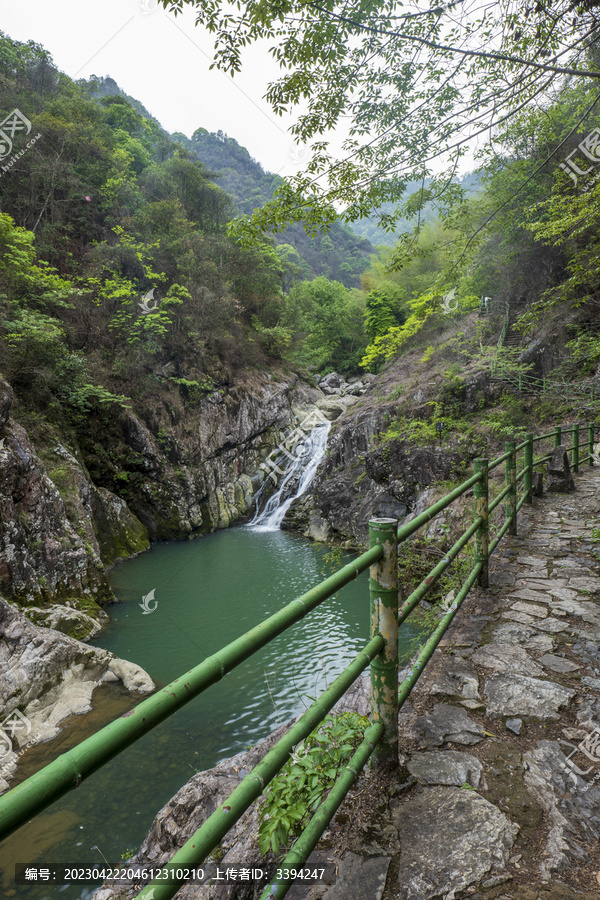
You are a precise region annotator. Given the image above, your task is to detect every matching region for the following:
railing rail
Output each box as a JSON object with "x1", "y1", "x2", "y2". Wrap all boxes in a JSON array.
[{"x1": 0, "y1": 420, "x2": 597, "y2": 900}]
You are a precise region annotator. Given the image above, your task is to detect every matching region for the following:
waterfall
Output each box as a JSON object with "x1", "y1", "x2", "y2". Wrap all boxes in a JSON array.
[{"x1": 248, "y1": 419, "x2": 331, "y2": 531}]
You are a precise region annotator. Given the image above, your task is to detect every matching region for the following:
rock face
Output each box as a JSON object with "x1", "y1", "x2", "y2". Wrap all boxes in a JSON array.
[
  {"x1": 0, "y1": 595, "x2": 153, "y2": 792},
  {"x1": 284, "y1": 420, "x2": 464, "y2": 546},
  {"x1": 282, "y1": 355, "x2": 494, "y2": 546},
  {"x1": 0, "y1": 422, "x2": 118, "y2": 611},
  {"x1": 83, "y1": 373, "x2": 321, "y2": 541}
]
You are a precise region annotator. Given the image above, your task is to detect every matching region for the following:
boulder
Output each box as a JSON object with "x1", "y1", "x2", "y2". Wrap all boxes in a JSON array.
[
  {"x1": 0, "y1": 595, "x2": 153, "y2": 791},
  {"x1": 319, "y1": 372, "x2": 343, "y2": 393},
  {"x1": 546, "y1": 448, "x2": 575, "y2": 492}
]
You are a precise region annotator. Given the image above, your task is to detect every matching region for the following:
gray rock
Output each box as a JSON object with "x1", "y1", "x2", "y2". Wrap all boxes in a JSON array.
[
  {"x1": 315, "y1": 396, "x2": 357, "y2": 420},
  {"x1": 523, "y1": 740, "x2": 600, "y2": 880},
  {"x1": 581, "y1": 676, "x2": 600, "y2": 691},
  {"x1": 411, "y1": 703, "x2": 486, "y2": 748},
  {"x1": 505, "y1": 718, "x2": 522, "y2": 735},
  {"x1": 549, "y1": 588, "x2": 577, "y2": 602},
  {"x1": 421, "y1": 656, "x2": 480, "y2": 700},
  {"x1": 24, "y1": 604, "x2": 106, "y2": 641},
  {"x1": 523, "y1": 634, "x2": 555, "y2": 653},
  {"x1": 538, "y1": 654, "x2": 580, "y2": 674},
  {"x1": 407, "y1": 750, "x2": 482, "y2": 788},
  {"x1": 316, "y1": 852, "x2": 390, "y2": 900},
  {"x1": 568, "y1": 576, "x2": 600, "y2": 593},
  {"x1": 319, "y1": 372, "x2": 343, "y2": 391},
  {"x1": 532, "y1": 617, "x2": 570, "y2": 633},
  {"x1": 509, "y1": 601, "x2": 548, "y2": 618},
  {"x1": 510, "y1": 588, "x2": 551, "y2": 603},
  {"x1": 391, "y1": 786, "x2": 519, "y2": 899},
  {"x1": 344, "y1": 382, "x2": 365, "y2": 397},
  {"x1": 484, "y1": 675, "x2": 575, "y2": 720},
  {"x1": 546, "y1": 448, "x2": 575, "y2": 492},
  {"x1": 0, "y1": 595, "x2": 153, "y2": 791},
  {"x1": 471, "y1": 642, "x2": 544, "y2": 677},
  {"x1": 552, "y1": 597, "x2": 600, "y2": 628},
  {"x1": 501, "y1": 610, "x2": 536, "y2": 625}
]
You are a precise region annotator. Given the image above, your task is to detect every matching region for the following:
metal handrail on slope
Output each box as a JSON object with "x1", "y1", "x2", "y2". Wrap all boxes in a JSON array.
[{"x1": 0, "y1": 421, "x2": 596, "y2": 900}]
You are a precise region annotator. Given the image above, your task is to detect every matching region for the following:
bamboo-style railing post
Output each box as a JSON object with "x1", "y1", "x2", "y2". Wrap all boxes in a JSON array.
[
  {"x1": 369, "y1": 518, "x2": 399, "y2": 768},
  {"x1": 524, "y1": 433, "x2": 533, "y2": 504},
  {"x1": 506, "y1": 441, "x2": 517, "y2": 535},
  {"x1": 473, "y1": 459, "x2": 489, "y2": 587}
]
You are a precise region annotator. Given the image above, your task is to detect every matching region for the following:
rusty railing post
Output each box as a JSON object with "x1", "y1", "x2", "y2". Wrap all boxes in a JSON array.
[
  {"x1": 369, "y1": 518, "x2": 398, "y2": 768},
  {"x1": 506, "y1": 441, "x2": 517, "y2": 535},
  {"x1": 473, "y1": 458, "x2": 489, "y2": 588}
]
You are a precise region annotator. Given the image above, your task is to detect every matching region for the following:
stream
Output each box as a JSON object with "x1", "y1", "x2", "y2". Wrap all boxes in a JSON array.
[{"x1": 1, "y1": 424, "x2": 420, "y2": 899}]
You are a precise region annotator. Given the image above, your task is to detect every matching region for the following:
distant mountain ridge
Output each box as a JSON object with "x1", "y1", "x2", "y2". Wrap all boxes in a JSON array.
[{"x1": 172, "y1": 128, "x2": 374, "y2": 287}]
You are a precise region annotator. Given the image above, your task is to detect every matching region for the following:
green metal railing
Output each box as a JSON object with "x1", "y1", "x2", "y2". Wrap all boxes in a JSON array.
[{"x1": 0, "y1": 420, "x2": 596, "y2": 899}]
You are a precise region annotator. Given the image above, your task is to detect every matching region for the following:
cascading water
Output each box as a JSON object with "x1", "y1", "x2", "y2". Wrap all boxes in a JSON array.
[{"x1": 248, "y1": 418, "x2": 331, "y2": 531}]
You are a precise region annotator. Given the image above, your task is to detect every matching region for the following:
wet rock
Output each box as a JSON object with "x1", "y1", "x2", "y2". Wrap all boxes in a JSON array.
[
  {"x1": 411, "y1": 703, "x2": 486, "y2": 748},
  {"x1": 484, "y1": 675, "x2": 575, "y2": 719},
  {"x1": 546, "y1": 449, "x2": 575, "y2": 493},
  {"x1": 471, "y1": 643, "x2": 545, "y2": 677},
  {"x1": 407, "y1": 750, "x2": 482, "y2": 788},
  {"x1": 391, "y1": 785, "x2": 519, "y2": 899}
]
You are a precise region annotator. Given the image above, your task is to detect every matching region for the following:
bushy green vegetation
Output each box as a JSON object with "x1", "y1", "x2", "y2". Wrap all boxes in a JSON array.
[
  {"x1": 0, "y1": 34, "x2": 374, "y2": 435},
  {"x1": 258, "y1": 712, "x2": 369, "y2": 856}
]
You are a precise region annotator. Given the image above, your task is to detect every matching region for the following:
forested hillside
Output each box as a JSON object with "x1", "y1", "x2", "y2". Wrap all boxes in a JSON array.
[{"x1": 170, "y1": 128, "x2": 374, "y2": 286}]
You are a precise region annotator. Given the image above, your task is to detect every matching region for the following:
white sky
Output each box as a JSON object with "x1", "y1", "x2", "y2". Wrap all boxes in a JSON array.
[{"x1": 1, "y1": 0, "x2": 307, "y2": 177}]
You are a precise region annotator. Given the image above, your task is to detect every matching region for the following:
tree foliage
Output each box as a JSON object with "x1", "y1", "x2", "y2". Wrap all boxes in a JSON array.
[{"x1": 163, "y1": 0, "x2": 600, "y2": 243}]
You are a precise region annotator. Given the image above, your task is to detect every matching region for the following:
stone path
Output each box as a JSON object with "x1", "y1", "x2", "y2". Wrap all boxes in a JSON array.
[{"x1": 301, "y1": 466, "x2": 600, "y2": 900}]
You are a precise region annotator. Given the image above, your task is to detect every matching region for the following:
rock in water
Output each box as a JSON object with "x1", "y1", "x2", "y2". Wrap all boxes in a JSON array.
[{"x1": 0, "y1": 595, "x2": 154, "y2": 792}]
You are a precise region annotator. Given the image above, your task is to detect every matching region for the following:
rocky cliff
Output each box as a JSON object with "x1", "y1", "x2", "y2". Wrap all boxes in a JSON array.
[{"x1": 283, "y1": 330, "x2": 499, "y2": 547}]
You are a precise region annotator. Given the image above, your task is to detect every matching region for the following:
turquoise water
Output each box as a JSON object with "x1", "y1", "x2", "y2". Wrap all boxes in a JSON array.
[{"x1": 1, "y1": 528, "x2": 419, "y2": 899}]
